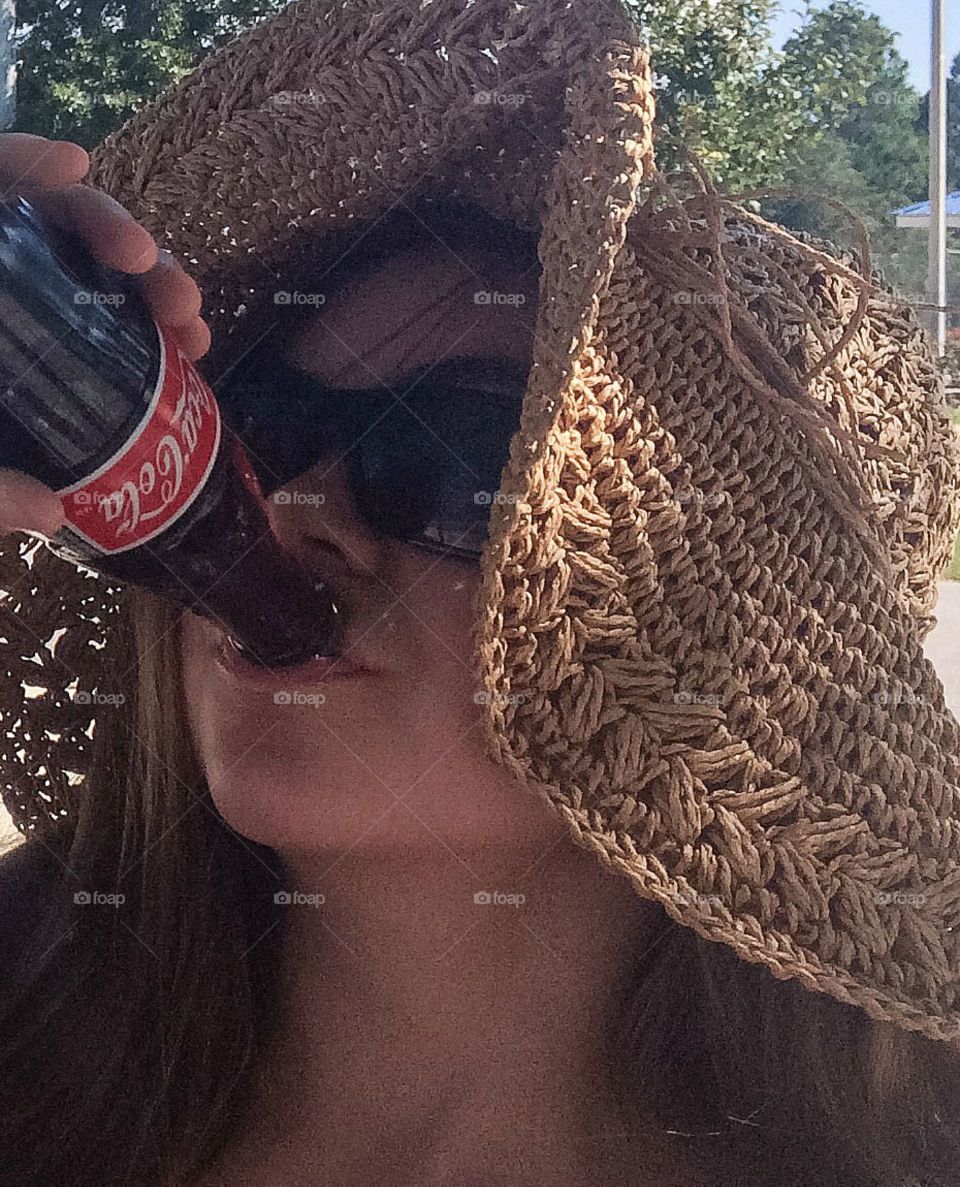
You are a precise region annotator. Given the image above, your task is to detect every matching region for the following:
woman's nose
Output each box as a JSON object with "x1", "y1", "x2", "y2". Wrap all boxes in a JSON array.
[{"x1": 265, "y1": 454, "x2": 385, "y2": 578}]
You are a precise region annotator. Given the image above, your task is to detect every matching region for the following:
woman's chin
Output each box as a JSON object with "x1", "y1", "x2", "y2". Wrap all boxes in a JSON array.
[
  {"x1": 201, "y1": 737, "x2": 398, "y2": 851},
  {"x1": 200, "y1": 734, "x2": 558, "y2": 856}
]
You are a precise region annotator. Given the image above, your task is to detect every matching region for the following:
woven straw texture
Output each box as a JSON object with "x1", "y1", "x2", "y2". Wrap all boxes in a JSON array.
[{"x1": 1, "y1": 0, "x2": 959, "y2": 1044}]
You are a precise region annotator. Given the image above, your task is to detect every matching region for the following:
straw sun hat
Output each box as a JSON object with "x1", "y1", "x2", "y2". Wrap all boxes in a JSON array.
[{"x1": 1, "y1": 0, "x2": 959, "y2": 1045}]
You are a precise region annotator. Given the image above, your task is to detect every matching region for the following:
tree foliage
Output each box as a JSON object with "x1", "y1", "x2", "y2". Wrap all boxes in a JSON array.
[
  {"x1": 919, "y1": 49, "x2": 960, "y2": 194},
  {"x1": 624, "y1": 0, "x2": 804, "y2": 188},
  {"x1": 10, "y1": 0, "x2": 954, "y2": 305},
  {"x1": 12, "y1": 0, "x2": 288, "y2": 146}
]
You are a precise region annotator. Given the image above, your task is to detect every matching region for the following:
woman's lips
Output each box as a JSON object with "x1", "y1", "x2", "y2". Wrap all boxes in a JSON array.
[{"x1": 214, "y1": 635, "x2": 377, "y2": 690}]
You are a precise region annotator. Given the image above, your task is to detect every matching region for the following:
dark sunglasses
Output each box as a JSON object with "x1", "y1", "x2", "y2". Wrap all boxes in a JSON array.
[{"x1": 216, "y1": 353, "x2": 530, "y2": 562}]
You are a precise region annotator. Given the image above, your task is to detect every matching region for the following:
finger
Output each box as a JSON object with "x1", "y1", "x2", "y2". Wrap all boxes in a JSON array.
[
  {"x1": 139, "y1": 249, "x2": 203, "y2": 325},
  {"x1": 0, "y1": 135, "x2": 89, "y2": 192},
  {"x1": 0, "y1": 469, "x2": 65, "y2": 536},
  {"x1": 36, "y1": 184, "x2": 159, "y2": 275},
  {"x1": 168, "y1": 316, "x2": 212, "y2": 362}
]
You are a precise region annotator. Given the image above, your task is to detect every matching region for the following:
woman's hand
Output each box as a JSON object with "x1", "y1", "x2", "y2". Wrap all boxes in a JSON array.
[
  {"x1": 0, "y1": 133, "x2": 212, "y2": 536},
  {"x1": 0, "y1": 470, "x2": 65, "y2": 536}
]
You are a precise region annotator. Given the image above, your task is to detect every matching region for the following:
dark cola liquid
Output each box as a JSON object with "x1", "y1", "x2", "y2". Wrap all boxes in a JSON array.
[{"x1": 0, "y1": 195, "x2": 341, "y2": 666}]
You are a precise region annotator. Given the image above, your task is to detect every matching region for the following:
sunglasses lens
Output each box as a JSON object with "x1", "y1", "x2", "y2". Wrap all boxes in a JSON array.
[
  {"x1": 222, "y1": 362, "x2": 349, "y2": 493},
  {"x1": 221, "y1": 362, "x2": 522, "y2": 559},
  {"x1": 349, "y1": 390, "x2": 514, "y2": 559}
]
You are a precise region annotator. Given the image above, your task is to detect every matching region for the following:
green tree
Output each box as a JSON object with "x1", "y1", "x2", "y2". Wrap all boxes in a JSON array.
[
  {"x1": 622, "y1": 0, "x2": 930, "y2": 214},
  {"x1": 777, "y1": 0, "x2": 895, "y2": 128},
  {"x1": 11, "y1": 0, "x2": 950, "y2": 310},
  {"x1": 918, "y1": 49, "x2": 960, "y2": 193},
  {"x1": 765, "y1": 1, "x2": 933, "y2": 302},
  {"x1": 625, "y1": 0, "x2": 804, "y2": 188},
  {"x1": 12, "y1": 0, "x2": 288, "y2": 146},
  {"x1": 776, "y1": 0, "x2": 926, "y2": 199}
]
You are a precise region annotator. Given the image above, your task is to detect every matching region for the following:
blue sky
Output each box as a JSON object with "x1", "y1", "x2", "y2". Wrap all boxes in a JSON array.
[{"x1": 768, "y1": 0, "x2": 959, "y2": 93}]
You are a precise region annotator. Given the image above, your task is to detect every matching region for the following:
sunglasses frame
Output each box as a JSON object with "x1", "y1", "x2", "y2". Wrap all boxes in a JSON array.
[{"x1": 215, "y1": 354, "x2": 530, "y2": 562}]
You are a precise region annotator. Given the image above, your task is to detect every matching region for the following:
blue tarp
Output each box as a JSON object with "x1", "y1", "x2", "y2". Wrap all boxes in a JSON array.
[{"x1": 892, "y1": 192, "x2": 960, "y2": 218}]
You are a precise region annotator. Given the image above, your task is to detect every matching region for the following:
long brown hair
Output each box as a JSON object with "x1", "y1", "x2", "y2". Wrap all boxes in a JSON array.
[{"x1": 1, "y1": 201, "x2": 958, "y2": 1187}]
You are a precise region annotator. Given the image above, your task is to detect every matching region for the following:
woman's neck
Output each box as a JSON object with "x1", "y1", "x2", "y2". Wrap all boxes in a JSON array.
[{"x1": 209, "y1": 837, "x2": 694, "y2": 1184}]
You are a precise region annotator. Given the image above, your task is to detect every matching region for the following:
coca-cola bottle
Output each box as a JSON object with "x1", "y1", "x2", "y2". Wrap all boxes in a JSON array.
[{"x1": 0, "y1": 194, "x2": 342, "y2": 666}]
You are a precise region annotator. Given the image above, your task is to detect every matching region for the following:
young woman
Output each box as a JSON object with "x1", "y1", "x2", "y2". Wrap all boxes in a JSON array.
[{"x1": 1, "y1": 2, "x2": 959, "y2": 1184}]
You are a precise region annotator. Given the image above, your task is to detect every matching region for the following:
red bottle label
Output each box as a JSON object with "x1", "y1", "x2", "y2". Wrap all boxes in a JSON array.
[{"x1": 58, "y1": 322, "x2": 222, "y2": 554}]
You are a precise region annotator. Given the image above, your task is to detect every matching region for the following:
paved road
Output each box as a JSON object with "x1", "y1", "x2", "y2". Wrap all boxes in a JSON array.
[
  {"x1": 1, "y1": 584, "x2": 957, "y2": 853},
  {"x1": 925, "y1": 581, "x2": 960, "y2": 715}
]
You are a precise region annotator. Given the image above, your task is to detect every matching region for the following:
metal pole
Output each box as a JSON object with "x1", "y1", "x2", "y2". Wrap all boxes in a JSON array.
[
  {"x1": 0, "y1": 1, "x2": 15, "y2": 132},
  {"x1": 928, "y1": 0, "x2": 947, "y2": 357}
]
